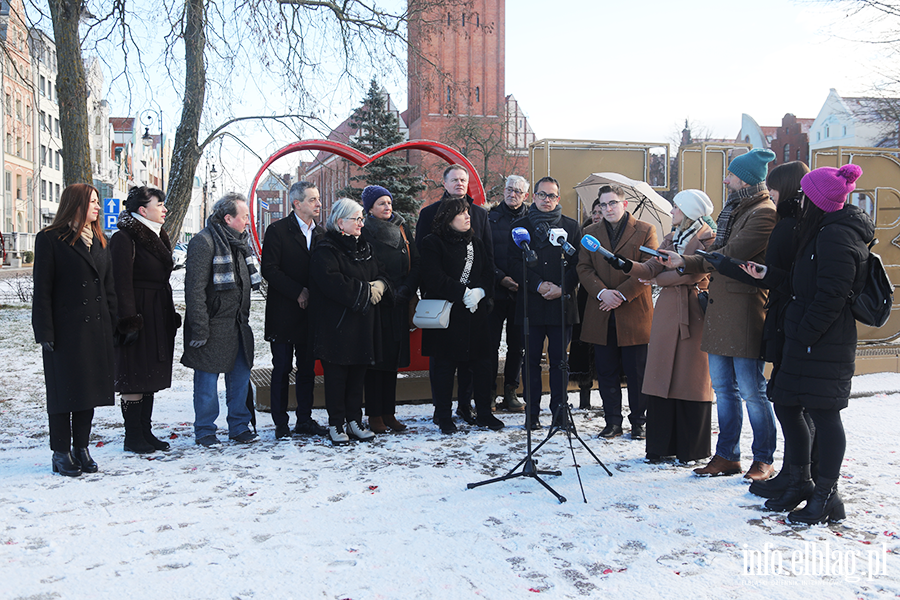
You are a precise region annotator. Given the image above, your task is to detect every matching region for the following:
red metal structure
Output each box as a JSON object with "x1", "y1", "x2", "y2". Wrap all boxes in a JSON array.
[
  {"x1": 247, "y1": 139, "x2": 486, "y2": 254},
  {"x1": 246, "y1": 139, "x2": 486, "y2": 373}
]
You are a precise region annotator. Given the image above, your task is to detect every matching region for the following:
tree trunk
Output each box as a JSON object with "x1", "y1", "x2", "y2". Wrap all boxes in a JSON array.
[
  {"x1": 163, "y1": 0, "x2": 207, "y2": 243},
  {"x1": 48, "y1": 0, "x2": 93, "y2": 186}
]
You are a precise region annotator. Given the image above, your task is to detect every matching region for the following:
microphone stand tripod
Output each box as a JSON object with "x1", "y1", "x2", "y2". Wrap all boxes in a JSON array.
[{"x1": 467, "y1": 243, "x2": 566, "y2": 502}]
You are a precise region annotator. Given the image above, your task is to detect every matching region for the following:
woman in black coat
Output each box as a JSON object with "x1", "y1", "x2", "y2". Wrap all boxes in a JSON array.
[
  {"x1": 768, "y1": 164, "x2": 872, "y2": 525},
  {"x1": 360, "y1": 185, "x2": 420, "y2": 434},
  {"x1": 310, "y1": 198, "x2": 389, "y2": 446},
  {"x1": 32, "y1": 184, "x2": 117, "y2": 476},
  {"x1": 420, "y1": 198, "x2": 503, "y2": 434},
  {"x1": 110, "y1": 186, "x2": 181, "y2": 454}
]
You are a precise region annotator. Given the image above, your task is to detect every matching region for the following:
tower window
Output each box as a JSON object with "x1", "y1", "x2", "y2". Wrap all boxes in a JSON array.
[
  {"x1": 462, "y1": 14, "x2": 465, "y2": 26},
  {"x1": 448, "y1": 12, "x2": 451, "y2": 25},
  {"x1": 475, "y1": 87, "x2": 480, "y2": 102},
  {"x1": 476, "y1": 14, "x2": 480, "y2": 27},
  {"x1": 783, "y1": 143, "x2": 790, "y2": 163},
  {"x1": 447, "y1": 86, "x2": 452, "y2": 103}
]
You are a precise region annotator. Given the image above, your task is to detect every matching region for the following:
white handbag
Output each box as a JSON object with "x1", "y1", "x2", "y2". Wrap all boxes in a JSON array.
[{"x1": 413, "y1": 299, "x2": 452, "y2": 329}]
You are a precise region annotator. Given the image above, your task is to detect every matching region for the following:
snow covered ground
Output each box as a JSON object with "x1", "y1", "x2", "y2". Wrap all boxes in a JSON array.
[{"x1": 1, "y1": 277, "x2": 898, "y2": 599}]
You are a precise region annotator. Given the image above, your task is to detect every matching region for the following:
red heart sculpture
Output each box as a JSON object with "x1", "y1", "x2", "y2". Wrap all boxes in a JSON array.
[{"x1": 247, "y1": 139, "x2": 485, "y2": 253}]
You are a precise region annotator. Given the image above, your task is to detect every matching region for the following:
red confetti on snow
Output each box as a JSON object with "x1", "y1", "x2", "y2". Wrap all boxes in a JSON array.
[
  {"x1": 95, "y1": 441, "x2": 104, "y2": 447},
  {"x1": 368, "y1": 486, "x2": 378, "y2": 491},
  {"x1": 248, "y1": 492, "x2": 256, "y2": 497},
  {"x1": 528, "y1": 588, "x2": 541, "y2": 593},
  {"x1": 169, "y1": 433, "x2": 178, "y2": 439},
  {"x1": 860, "y1": 540, "x2": 871, "y2": 545},
  {"x1": 603, "y1": 569, "x2": 612, "y2": 574}
]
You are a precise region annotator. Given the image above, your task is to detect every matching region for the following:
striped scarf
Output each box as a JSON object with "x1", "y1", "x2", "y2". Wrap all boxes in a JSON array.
[
  {"x1": 208, "y1": 218, "x2": 262, "y2": 292},
  {"x1": 712, "y1": 182, "x2": 767, "y2": 250}
]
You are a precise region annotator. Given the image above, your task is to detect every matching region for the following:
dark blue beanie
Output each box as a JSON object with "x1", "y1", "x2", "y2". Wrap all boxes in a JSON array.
[
  {"x1": 728, "y1": 149, "x2": 776, "y2": 185},
  {"x1": 361, "y1": 185, "x2": 393, "y2": 213}
]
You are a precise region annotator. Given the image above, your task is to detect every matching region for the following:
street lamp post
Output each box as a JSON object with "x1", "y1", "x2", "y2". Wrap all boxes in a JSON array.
[
  {"x1": 140, "y1": 109, "x2": 164, "y2": 191},
  {"x1": 202, "y1": 162, "x2": 218, "y2": 224}
]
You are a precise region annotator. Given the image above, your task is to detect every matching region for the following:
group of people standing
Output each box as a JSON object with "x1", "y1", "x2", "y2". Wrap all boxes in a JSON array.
[{"x1": 32, "y1": 154, "x2": 872, "y2": 526}]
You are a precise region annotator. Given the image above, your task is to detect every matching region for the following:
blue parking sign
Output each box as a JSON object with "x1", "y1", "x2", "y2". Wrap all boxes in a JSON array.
[{"x1": 103, "y1": 198, "x2": 120, "y2": 231}]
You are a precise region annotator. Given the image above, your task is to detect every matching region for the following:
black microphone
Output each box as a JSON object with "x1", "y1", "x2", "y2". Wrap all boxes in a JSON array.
[{"x1": 512, "y1": 227, "x2": 538, "y2": 266}]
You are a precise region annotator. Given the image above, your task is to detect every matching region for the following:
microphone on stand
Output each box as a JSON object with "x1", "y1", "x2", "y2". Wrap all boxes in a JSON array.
[
  {"x1": 548, "y1": 227, "x2": 576, "y2": 256},
  {"x1": 512, "y1": 227, "x2": 538, "y2": 266}
]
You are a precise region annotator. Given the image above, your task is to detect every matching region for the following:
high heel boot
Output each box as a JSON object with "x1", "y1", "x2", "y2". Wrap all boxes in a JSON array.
[
  {"x1": 52, "y1": 451, "x2": 82, "y2": 477},
  {"x1": 579, "y1": 386, "x2": 592, "y2": 410},
  {"x1": 141, "y1": 394, "x2": 170, "y2": 450},
  {"x1": 122, "y1": 400, "x2": 155, "y2": 454},
  {"x1": 765, "y1": 464, "x2": 814, "y2": 511},
  {"x1": 73, "y1": 447, "x2": 98, "y2": 473},
  {"x1": 788, "y1": 477, "x2": 846, "y2": 525}
]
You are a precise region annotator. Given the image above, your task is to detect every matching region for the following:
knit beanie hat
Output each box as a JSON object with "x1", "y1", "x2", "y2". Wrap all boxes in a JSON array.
[
  {"x1": 728, "y1": 149, "x2": 776, "y2": 185},
  {"x1": 673, "y1": 189, "x2": 714, "y2": 221},
  {"x1": 361, "y1": 185, "x2": 392, "y2": 214},
  {"x1": 801, "y1": 164, "x2": 863, "y2": 213}
]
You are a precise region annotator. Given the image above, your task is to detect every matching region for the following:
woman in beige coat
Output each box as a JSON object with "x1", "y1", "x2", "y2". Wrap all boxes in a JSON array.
[{"x1": 618, "y1": 190, "x2": 716, "y2": 462}]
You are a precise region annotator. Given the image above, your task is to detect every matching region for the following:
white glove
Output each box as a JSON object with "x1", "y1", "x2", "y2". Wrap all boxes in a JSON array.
[
  {"x1": 462, "y1": 287, "x2": 485, "y2": 313},
  {"x1": 370, "y1": 280, "x2": 386, "y2": 304}
]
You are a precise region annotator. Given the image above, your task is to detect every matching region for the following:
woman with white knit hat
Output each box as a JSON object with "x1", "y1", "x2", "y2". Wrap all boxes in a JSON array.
[{"x1": 611, "y1": 189, "x2": 717, "y2": 463}]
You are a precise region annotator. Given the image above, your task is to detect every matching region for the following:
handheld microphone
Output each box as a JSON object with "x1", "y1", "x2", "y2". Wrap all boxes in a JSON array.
[
  {"x1": 548, "y1": 227, "x2": 576, "y2": 256},
  {"x1": 512, "y1": 227, "x2": 538, "y2": 266},
  {"x1": 581, "y1": 234, "x2": 628, "y2": 269}
]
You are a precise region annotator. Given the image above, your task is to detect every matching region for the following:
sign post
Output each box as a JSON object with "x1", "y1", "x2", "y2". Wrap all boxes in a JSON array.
[{"x1": 103, "y1": 198, "x2": 120, "y2": 231}]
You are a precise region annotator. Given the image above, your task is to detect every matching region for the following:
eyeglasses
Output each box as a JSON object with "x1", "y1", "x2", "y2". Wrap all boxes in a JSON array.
[
  {"x1": 598, "y1": 199, "x2": 621, "y2": 210},
  {"x1": 346, "y1": 216, "x2": 364, "y2": 225},
  {"x1": 535, "y1": 191, "x2": 560, "y2": 201},
  {"x1": 505, "y1": 187, "x2": 527, "y2": 195}
]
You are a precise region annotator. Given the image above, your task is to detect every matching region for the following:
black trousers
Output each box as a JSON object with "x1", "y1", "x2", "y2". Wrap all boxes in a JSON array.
[
  {"x1": 489, "y1": 297, "x2": 523, "y2": 391},
  {"x1": 526, "y1": 324, "x2": 571, "y2": 420},
  {"x1": 270, "y1": 341, "x2": 316, "y2": 427},
  {"x1": 48, "y1": 410, "x2": 94, "y2": 452},
  {"x1": 428, "y1": 357, "x2": 473, "y2": 411},
  {"x1": 776, "y1": 403, "x2": 843, "y2": 480},
  {"x1": 594, "y1": 313, "x2": 648, "y2": 427},
  {"x1": 430, "y1": 357, "x2": 493, "y2": 420},
  {"x1": 365, "y1": 369, "x2": 398, "y2": 417},
  {"x1": 645, "y1": 395, "x2": 711, "y2": 462},
  {"x1": 321, "y1": 361, "x2": 366, "y2": 427}
]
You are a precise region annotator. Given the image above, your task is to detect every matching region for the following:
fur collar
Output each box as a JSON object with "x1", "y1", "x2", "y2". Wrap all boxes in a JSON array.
[{"x1": 117, "y1": 211, "x2": 175, "y2": 270}]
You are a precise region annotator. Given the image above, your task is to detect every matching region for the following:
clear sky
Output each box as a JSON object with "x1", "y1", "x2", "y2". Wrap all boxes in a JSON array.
[{"x1": 503, "y1": 0, "x2": 891, "y2": 145}]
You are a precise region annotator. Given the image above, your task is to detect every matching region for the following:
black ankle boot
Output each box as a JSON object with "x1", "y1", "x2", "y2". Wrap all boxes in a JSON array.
[
  {"x1": 579, "y1": 387, "x2": 591, "y2": 410},
  {"x1": 123, "y1": 400, "x2": 155, "y2": 454},
  {"x1": 141, "y1": 394, "x2": 170, "y2": 450},
  {"x1": 456, "y1": 403, "x2": 477, "y2": 425},
  {"x1": 73, "y1": 447, "x2": 98, "y2": 473},
  {"x1": 749, "y1": 465, "x2": 791, "y2": 498},
  {"x1": 765, "y1": 464, "x2": 814, "y2": 511},
  {"x1": 788, "y1": 477, "x2": 846, "y2": 525},
  {"x1": 52, "y1": 451, "x2": 82, "y2": 477}
]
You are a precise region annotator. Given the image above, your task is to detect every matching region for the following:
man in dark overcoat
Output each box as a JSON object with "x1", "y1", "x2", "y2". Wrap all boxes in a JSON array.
[
  {"x1": 508, "y1": 176, "x2": 582, "y2": 429},
  {"x1": 488, "y1": 175, "x2": 529, "y2": 412},
  {"x1": 261, "y1": 181, "x2": 328, "y2": 439},
  {"x1": 182, "y1": 193, "x2": 261, "y2": 446}
]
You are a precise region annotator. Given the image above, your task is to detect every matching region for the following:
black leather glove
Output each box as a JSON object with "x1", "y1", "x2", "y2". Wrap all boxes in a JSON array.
[
  {"x1": 41, "y1": 341, "x2": 54, "y2": 352},
  {"x1": 605, "y1": 253, "x2": 633, "y2": 273},
  {"x1": 700, "y1": 251, "x2": 728, "y2": 272},
  {"x1": 122, "y1": 330, "x2": 140, "y2": 346}
]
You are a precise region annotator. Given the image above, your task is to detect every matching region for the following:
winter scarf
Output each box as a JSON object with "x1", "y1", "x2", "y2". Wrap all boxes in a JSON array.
[
  {"x1": 207, "y1": 216, "x2": 262, "y2": 292},
  {"x1": 364, "y1": 213, "x2": 404, "y2": 249},
  {"x1": 528, "y1": 205, "x2": 562, "y2": 243},
  {"x1": 712, "y1": 181, "x2": 767, "y2": 250}
]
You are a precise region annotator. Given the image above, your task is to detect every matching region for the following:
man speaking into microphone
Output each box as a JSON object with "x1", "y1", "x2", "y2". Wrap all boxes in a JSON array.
[{"x1": 508, "y1": 176, "x2": 582, "y2": 429}]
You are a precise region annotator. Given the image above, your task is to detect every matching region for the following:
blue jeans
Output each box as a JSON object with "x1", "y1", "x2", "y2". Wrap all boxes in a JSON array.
[
  {"x1": 708, "y1": 354, "x2": 776, "y2": 463},
  {"x1": 193, "y1": 340, "x2": 252, "y2": 439}
]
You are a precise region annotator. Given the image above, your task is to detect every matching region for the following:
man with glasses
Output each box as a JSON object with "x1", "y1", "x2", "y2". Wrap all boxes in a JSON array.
[
  {"x1": 415, "y1": 164, "x2": 494, "y2": 425},
  {"x1": 576, "y1": 185, "x2": 656, "y2": 440},
  {"x1": 488, "y1": 175, "x2": 529, "y2": 412},
  {"x1": 508, "y1": 176, "x2": 582, "y2": 429}
]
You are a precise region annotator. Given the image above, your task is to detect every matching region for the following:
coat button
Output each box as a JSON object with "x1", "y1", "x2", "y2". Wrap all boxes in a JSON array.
[
  {"x1": 96, "y1": 296, "x2": 101, "y2": 302},
  {"x1": 82, "y1": 299, "x2": 88, "y2": 305},
  {"x1": 708, "y1": 298, "x2": 714, "y2": 304},
  {"x1": 94, "y1": 278, "x2": 100, "y2": 284},
  {"x1": 710, "y1": 276, "x2": 714, "y2": 282},
  {"x1": 82, "y1": 281, "x2": 87, "y2": 287},
  {"x1": 84, "y1": 316, "x2": 90, "y2": 322}
]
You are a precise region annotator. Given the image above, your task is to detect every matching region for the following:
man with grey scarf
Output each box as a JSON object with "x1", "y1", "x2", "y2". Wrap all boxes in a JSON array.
[
  {"x1": 508, "y1": 176, "x2": 582, "y2": 429},
  {"x1": 182, "y1": 193, "x2": 261, "y2": 446},
  {"x1": 665, "y1": 149, "x2": 778, "y2": 479}
]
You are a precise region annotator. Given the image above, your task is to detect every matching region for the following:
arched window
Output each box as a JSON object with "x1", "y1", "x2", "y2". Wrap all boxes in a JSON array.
[{"x1": 475, "y1": 87, "x2": 480, "y2": 102}]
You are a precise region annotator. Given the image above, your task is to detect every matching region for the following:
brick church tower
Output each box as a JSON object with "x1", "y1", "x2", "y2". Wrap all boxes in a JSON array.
[{"x1": 406, "y1": 0, "x2": 532, "y2": 203}]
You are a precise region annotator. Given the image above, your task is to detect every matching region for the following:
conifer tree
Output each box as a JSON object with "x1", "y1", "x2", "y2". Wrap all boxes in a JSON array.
[{"x1": 341, "y1": 79, "x2": 426, "y2": 226}]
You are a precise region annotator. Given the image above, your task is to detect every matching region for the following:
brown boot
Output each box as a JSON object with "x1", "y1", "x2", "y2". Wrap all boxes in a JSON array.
[
  {"x1": 382, "y1": 414, "x2": 407, "y2": 432},
  {"x1": 693, "y1": 455, "x2": 742, "y2": 477},
  {"x1": 744, "y1": 460, "x2": 775, "y2": 481},
  {"x1": 368, "y1": 416, "x2": 387, "y2": 434}
]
